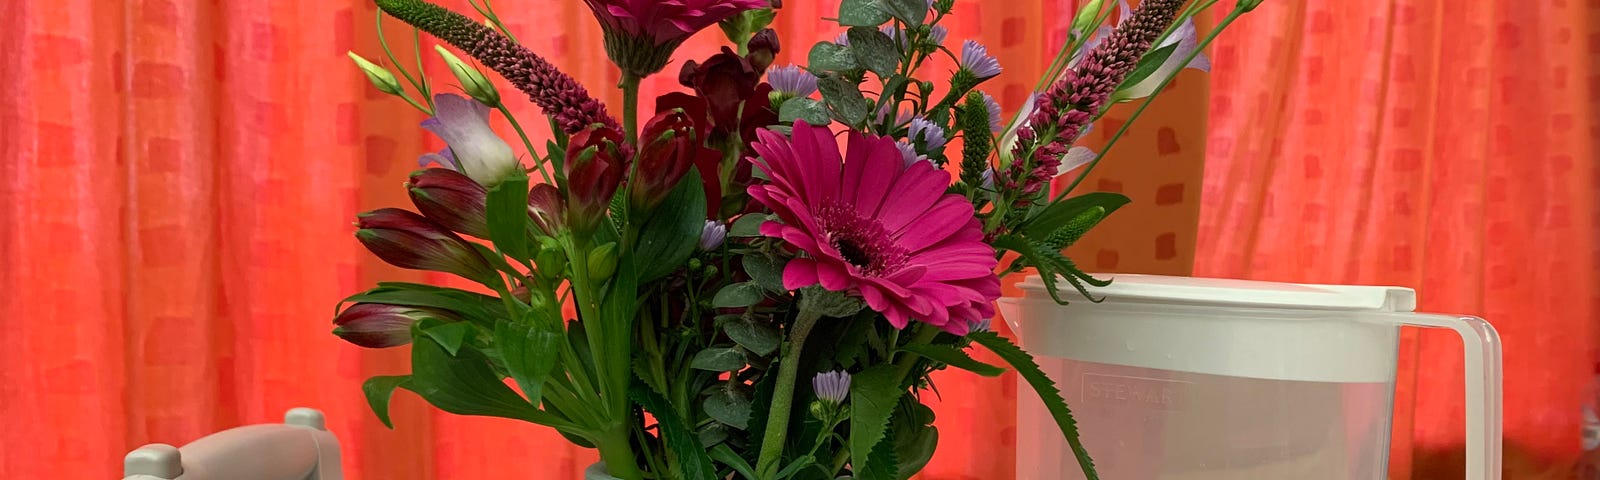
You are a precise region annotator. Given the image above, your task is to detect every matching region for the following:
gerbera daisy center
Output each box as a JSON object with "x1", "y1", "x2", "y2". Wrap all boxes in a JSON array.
[{"x1": 815, "y1": 200, "x2": 909, "y2": 277}]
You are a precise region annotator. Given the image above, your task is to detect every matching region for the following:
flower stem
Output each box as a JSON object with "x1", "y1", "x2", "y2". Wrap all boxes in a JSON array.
[
  {"x1": 619, "y1": 73, "x2": 641, "y2": 144},
  {"x1": 754, "y1": 308, "x2": 824, "y2": 479},
  {"x1": 1055, "y1": 5, "x2": 1246, "y2": 201},
  {"x1": 825, "y1": 324, "x2": 940, "y2": 476},
  {"x1": 596, "y1": 427, "x2": 645, "y2": 480}
]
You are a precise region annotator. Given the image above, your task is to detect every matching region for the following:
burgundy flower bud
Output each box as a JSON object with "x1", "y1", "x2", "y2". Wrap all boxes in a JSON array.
[
  {"x1": 562, "y1": 126, "x2": 627, "y2": 234},
  {"x1": 332, "y1": 303, "x2": 463, "y2": 348},
  {"x1": 408, "y1": 168, "x2": 490, "y2": 239},
  {"x1": 355, "y1": 208, "x2": 499, "y2": 286},
  {"x1": 630, "y1": 109, "x2": 707, "y2": 213},
  {"x1": 527, "y1": 183, "x2": 566, "y2": 236},
  {"x1": 745, "y1": 28, "x2": 780, "y2": 74},
  {"x1": 679, "y1": 48, "x2": 759, "y2": 134}
]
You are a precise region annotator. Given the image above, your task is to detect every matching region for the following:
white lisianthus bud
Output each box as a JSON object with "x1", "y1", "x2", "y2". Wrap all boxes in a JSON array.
[
  {"x1": 435, "y1": 46, "x2": 501, "y2": 108},
  {"x1": 347, "y1": 51, "x2": 404, "y2": 95}
]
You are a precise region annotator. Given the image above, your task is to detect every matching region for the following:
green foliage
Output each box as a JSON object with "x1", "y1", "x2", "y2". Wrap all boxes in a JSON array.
[
  {"x1": 704, "y1": 385, "x2": 754, "y2": 429},
  {"x1": 633, "y1": 170, "x2": 708, "y2": 282},
  {"x1": 362, "y1": 375, "x2": 411, "y2": 429},
  {"x1": 779, "y1": 98, "x2": 833, "y2": 126},
  {"x1": 722, "y1": 315, "x2": 782, "y2": 356},
  {"x1": 420, "y1": 320, "x2": 473, "y2": 356},
  {"x1": 849, "y1": 365, "x2": 904, "y2": 479},
  {"x1": 882, "y1": 0, "x2": 928, "y2": 26},
  {"x1": 1019, "y1": 192, "x2": 1130, "y2": 238},
  {"x1": 818, "y1": 75, "x2": 873, "y2": 127},
  {"x1": 729, "y1": 213, "x2": 773, "y2": 237},
  {"x1": 846, "y1": 27, "x2": 900, "y2": 78},
  {"x1": 890, "y1": 396, "x2": 937, "y2": 479},
  {"x1": 992, "y1": 234, "x2": 1106, "y2": 305},
  {"x1": 487, "y1": 155, "x2": 531, "y2": 263},
  {"x1": 743, "y1": 255, "x2": 788, "y2": 293},
  {"x1": 713, "y1": 282, "x2": 767, "y2": 308},
  {"x1": 406, "y1": 330, "x2": 560, "y2": 426},
  {"x1": 897, "y1": 344, "x2": 1004, "y2": 377},
  {"x1": 495, "y1": 313, "x2": 563, "y2": 407},
  {"x1": 808, "y1": 42, "x2": 860, "y2": 73},
  {"x1": 631, "y1": 383, "x2": 718, "y2": 480},
  {"x1": 1112, "y1": 41, "x2": 1181, "y2": 101},
  {"x1": 856, "y1": 433, "x2": 899, "y2": 480},
  {"x1": 1044, "y1": 206, "x2": 1108, "y2": 250},
  {"x1": 692, "y1": 347, "x2": 749, "y2": 372},
  {"x1": 837, "y1": 0, "x2": 892, "y2": 26},
  {"x1": 970, "y1": 331, "x2": 1098, "y2": 480}
]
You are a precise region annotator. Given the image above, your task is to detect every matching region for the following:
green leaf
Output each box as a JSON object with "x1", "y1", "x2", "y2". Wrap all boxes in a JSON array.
[
  {"x1": 495, "y1": 315, "x2": 563, "y2": 406},
  {"x1": 709, "y1": 444, "x2": 758, "y2": 480},
  {"x1": 773, "y1": 454, "x2": 816, "y2": 480},
  {"x1": 779, "y1": 98, "x2": 832, "y2": 126},
  {"x1": 729, "y1": 214, "x2": 772, "y2": 237},
  {"x1": 712, "y1": 282, "x2": 766, "y2": 308},
  {"x1": 691, "y1": 347, "x2": 748, "y2": 372},
  {"x1": 421, "y1": 321, "x2": 473, "y2": 356},
  {"x1": 1020, "y1": 192, "x2": 1131, "y2": 238},
  {"x1": 1113, "y1": 41, "x2": 1180, "y2": 99},
  {"x1": 362, "y1": 375, "x2": 411, "y2": 429},
  {"x1": 807, "y1": 42, "x2": 859, "y2": 72},
  {"x1": 992, "y1": 235, "x2": 1076, "y2": 305},
  {"x1": 745, "y1": 368, "x2": 778, "y2": 463},
  {"x1": 849, "y1": 365, "x2": 904, "y2": 478},
  {"x1": 722, "y1": 315, "x2": 782, "y2": 356},
  {"x1": 846, "y1": 27, "x2": 900, "y2": 78},
  {"x1": 882, "y1": 0, "x2": 928, "y2": 26},
  {"x1": 891, "y1": 396, "x2": 937, "y2": 478},
  {"x1": 340, "y1": 282, "x2": 505, "y2": 329},
  {"x1": 970, "y1": 331, "x2": 1099, "y2": 480},
  {"x1": 837, "y1": 0, "x2": 891, "y2": 26},
  {"x1": 743, "y1": 255, "x2": 788, "y2": 293},
  {"x1": 897, "y1": 344, "x2": 1004, "y2": 377},
  {"x1": 485, "y1": 171, "x2": 531, "y2": 262},
  {"x1": 855, "y1": 432, "x2": 899, "y2": 480},
  {"x1": 703, "y1": 385, "x2": 753, "y2": 429},
  {"x1": 818, "y1": 75, "x2": 872, "y2": 126},
  {"x1": 634, "y1": 170, "x2": 708, "y2": 282},
  {"x1": 630, "y1": 383, "x2": 718, "y2": 480},
  {"x1": 406, "y1": 331, "x2": 557, "y2": 426}
]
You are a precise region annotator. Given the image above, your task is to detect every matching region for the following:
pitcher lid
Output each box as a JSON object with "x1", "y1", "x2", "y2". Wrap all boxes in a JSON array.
[{"x1": 1018, "y1": 274, "x2": 1416, "y2": 312}]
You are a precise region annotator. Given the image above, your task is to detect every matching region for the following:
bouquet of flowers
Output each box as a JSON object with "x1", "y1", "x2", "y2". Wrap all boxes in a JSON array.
[{"x1": 335, "y1": 0, "x2": 1256, "y2": 478}]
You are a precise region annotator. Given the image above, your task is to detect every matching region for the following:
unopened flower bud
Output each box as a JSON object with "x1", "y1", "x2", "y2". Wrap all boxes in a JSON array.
[
  {"x1": 409, "y1": 168, "x2": 490, "y2": 239},
  {"x1": 533, "y1": 237, "x2": 568, "y2": 282},
  {"x1": 699, "y1": 220, "x2": 727, "y2": 251},
  {"x1": 435, "y1": 46, "x2": 501, "y2": 107},
  {"x1": 586, "y1": 242, "x2": 619, "y2": 281},
  {"x1": 355, "y1": 208, "x2": 499, "y2": 287},
  {"x1": 333, "y1": 303, "x2": 464, "y2": 348},
  {"x1": 348, "y1": 51, "x2": 404, "y2": 95},
  {"x1": 1236, "y1": 0, "x2": 1264, "y2": 12},
  {"x1": 563, "y1": 126, "x2": 627, "y2": 235}
]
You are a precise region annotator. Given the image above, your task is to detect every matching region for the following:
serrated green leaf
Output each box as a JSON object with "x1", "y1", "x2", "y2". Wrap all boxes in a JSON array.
[
  {"x1": 495, "y1": 315, "x2": 562, "y2": 406},
  {"x1": 421, "y1": 321, "x2": 472, "y2": 356},
  {"x1": 703, "y1": 385, "x2": 753, "y2": 429},
  {"x1": 631, "y1": 383, "x2": 718, "y2": 480},
  {"x1": 729, "y1": 213, "x2": 772, "y2": 237},
  {"x1": 891, "y1": 397, "x2": 937, "y2": 478},
  {"x1": 632, "y1": 356, "x2": 668, "y2": 398},
  {"x1": 818, "y1": 75, "x2": 872, "y2": 126},
  {"x1": 743, "y1": 255, "x2": 788, "y2": 293},
  {"x1": 970, "y1": 331, "x2": 1098, "y2": 480},
  {"x1": 406, "y1": 332, "x2": 557, "y2": 426},
  {"x1": 713, "y1": 282, "x2": 766, "y2": 308},
  {"x1": 1020, "y1": 192, "x2": 1131, "y2": 238},
  {"x1": 1114, "y1": 41, "x2": 1181, "y2": 100},
  {"x1": 779, "y1": 98, "x2": 832, "y2": 126},
  {"x1": 362, "y1": 375, "x2": 410, "y2": 429},
  {"x1": 486, "y1": 171, "x2": 531, "y2": 262},
  {"x1": 897, "y1": 344, "x2": 1004, "y2": 377},
  {"x1": 691, "y1": 347, "x2": 748, "y2": 371},
  {"x1": 882, "y1": 0, "x2": 928, "y2": 26},
  {"x1": 838, "y1": 0, "x2": 891, "y2": 26},
  {"x1": 808, "y1": 42, "x2": 859, "y2": 72},
  {"x1": 992, "y1": 235, "x2": 1076, "y2": 305},
  {"x1": 634, "y1": 170, "x2": 707, "y2": 282},
  {"x1": 847, "y1": 27, "x2": 900, "y2": 78},
  {"x1": 855, "y1": 431, "x2": 900, "y2": 480},
  {"x1": 849, "y1": 365, "x2": 903, "y2": 478},
  {"x1": 723, "y1": 315, "x2": 781, "y2": 356}
]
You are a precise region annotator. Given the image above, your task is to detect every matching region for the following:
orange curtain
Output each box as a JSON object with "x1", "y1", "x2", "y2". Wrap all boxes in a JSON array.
[{"x1": 1196, "y1": 0, "x2": 1600, "y2": 477}]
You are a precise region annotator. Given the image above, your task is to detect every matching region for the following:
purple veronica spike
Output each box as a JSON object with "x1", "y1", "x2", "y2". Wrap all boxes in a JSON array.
[
  {"x1": 979, "y1": 92, "x2": 1003, "y2": 133},
  {"x1": 766, "y1": 64, "x2": 818, "y2": 97},
  {"x1": 812, "y1": 370, "x2": 852, "y2": 404},
  {"x1": 959, "y1": 40, "x2": 1002, "y2": 79},
  {"x1": 908, "y1": 117, "x2": 947, "y2": 151},
  {"x1": 418, "y1": 93, "x2": 519, "y2": 187}
]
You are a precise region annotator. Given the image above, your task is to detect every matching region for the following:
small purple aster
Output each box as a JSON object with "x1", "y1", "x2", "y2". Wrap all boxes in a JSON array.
[
  {"x1": 699, "y1": 220, "x2": 727, "y2": 251},
  {"x1": 969, "y1": 318, "x2": 993, "y2": 333},
  {"x1": 766, "y1": 64, "x2": 818, "y2": 97},
  {"x1": 959, "y1": 40, "x2": 1002, "y2": 79},
  {"x1": 979, "y1": 92, "x2": 1003, "y2": 133},
  {"x1": 834, "y1": 32, "x2": 850, "y2": 46},
  {"x1": 908, "y1": 117, "x2": 947, "y2": 151},
  {"x1": 813, "y1": 370, "x2": 851, "y2": 404},
  {"x1": 929, "y1": 25, "x2": 949, "y2": 46},
  {"x1": 895, "y1": 140, "x2": 923, "y2": 167}
]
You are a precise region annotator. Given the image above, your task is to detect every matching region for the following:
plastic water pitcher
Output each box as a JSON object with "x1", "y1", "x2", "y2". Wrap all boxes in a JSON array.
[{"x1": 1001, "y1": 274, "x2": 1502, "y2": 480}]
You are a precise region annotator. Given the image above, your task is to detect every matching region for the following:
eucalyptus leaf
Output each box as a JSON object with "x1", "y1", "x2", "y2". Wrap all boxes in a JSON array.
[
  {"x1": 883, "y1": 0, "x2": 928, "y2": 26},
  {"x1": 849, "y1": 365, "x2": 904, "y2": 478},
  {"x1": 712, "y1": 282, "x2": 766, "y2": 308},
  {"x1": 703, "y1": 385, "x2": 753, "y2": 429},
  {"x1": 634, "y1": 170, "x2": 708, "y2": 282},
  {"x1": 837, "y1": 0, "x2": 891, "y2": 26},
  {"x1": 729, "y1": 214, "x2": 773, "y2": 237},
  {"x1": 485, "y1": 171, "x2": 531, "y2": 262},
  {"x1": 362, "y1": 375, "x2": 411, "y2": 429},
  {"x1": 743, "y1": 255, "x2": 788, "y2": 293},
  {"x1": 846, "y1": 27, "x2": 900, "y2": 78},
  {"x1": 808, "y1": 42, "x2": 859, "y2": 72},
  {"x1": 722, "y1": 315, "x2": 782, "y2": 356},
  {"x1": 691, "y1": 347, "x2": 748, "y2": 372},
  {"x1": 818, "y1": 75, "x2": 872, "y2": 126},
  {"x1": 779, "y1": 98, "x2": 832, "y2": 126}
]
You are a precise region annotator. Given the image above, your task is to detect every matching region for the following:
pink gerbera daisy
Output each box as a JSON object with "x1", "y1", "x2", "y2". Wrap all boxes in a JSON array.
[{"x1": 746, "y1": 121, "x2": 1001, "y2": 335}]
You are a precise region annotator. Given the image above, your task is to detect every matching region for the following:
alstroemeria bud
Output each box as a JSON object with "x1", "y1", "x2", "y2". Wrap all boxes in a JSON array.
[
  {"x1": 409, "y1": 168, "x2": 490, "y2": 239},
  {"x1": 347, "y1": 51, "x2": 404, "y2": 95},
  {"x1": 746, "y1": 28, "x2": 780, "y2": 74},
  {"x1": 355, "y1": 208, "x2": 499, "y2": 286},
  {"x1": 527, "y1": 183, "x2": 565, "y2": 236},
  {"x1": 332, "y1": 303, "x2": 463, "y2": 348},
  {"x1": 435, "y1": 46, "x2": 501, "y2": 107},
  {"x1": 587, "y1": 242, "x2": 619, "y2": 281},
  {"x1": 629, "y1": 109, "x2": 702, "y2": 213},
  {"x1": 562, "y1": 126, "x2": 627, "y2": 235},
  {"x1": 533, "y1": 237, "x2": 568, "y2": 282}
]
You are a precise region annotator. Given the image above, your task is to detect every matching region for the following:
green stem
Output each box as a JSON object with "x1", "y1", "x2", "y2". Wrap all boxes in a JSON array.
[
  {"x1": 824, "y1": 325, "x2": 940, "y2": 477},
  {"x1": 496, "y1": 104, "x2": 555, "y2": 185},
  {"x1": 754, "y1": 308, "x2": 823, "y2": 479},
  {"x1": 620, "y1": 74, "x2": 641, "y2": 144},
  {"x1": 1055, "y1": 6, "x2": 1246, "y2": 202},
  {"x1": 597, "y1": 427, "x2": 645, "y2": 480}
]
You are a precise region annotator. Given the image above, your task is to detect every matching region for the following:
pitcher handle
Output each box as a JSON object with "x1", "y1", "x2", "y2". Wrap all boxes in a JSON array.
[{"x1": 1370, "y1": 314, "x2": 1503, "y2": 480}]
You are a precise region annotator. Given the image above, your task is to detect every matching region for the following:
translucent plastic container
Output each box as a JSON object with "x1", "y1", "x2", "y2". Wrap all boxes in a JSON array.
[{"x1": 1002, "y1": 274, "x2": 1502, "y2": 480}]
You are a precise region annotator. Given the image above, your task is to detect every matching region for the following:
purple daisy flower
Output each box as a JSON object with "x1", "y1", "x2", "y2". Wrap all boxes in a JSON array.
[
  {"x1": 908, "y1": 117, "x2": 947, "y2": 151},
  {"x1": 979, "y1": 92, "x2": 1003, "y2": 133},
  {"x1": 959, "y1": 40, "x2": 1002, "y2": 79},
  {"x1": 766, "y1": 64, "x2": 818, "y2": 97},
  {"x1": 812, "y1": 370, "x2": 852, "y2": 404}
]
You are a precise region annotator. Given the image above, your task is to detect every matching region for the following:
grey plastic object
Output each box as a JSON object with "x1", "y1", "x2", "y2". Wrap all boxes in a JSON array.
[{"x1": 121, "y1": 408, "x2": 343, "y2": 480}]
